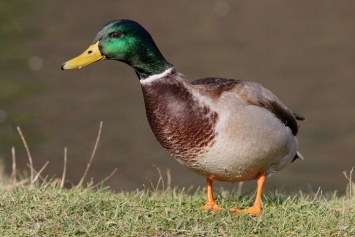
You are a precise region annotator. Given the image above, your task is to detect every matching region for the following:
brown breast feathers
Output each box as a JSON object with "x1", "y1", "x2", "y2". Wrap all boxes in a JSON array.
[{"x1": 141, "y1": 72, "x2": 218, "y2": 166}]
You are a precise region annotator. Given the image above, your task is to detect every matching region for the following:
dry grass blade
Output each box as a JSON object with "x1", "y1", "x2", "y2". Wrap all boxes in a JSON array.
[
  {"x1": 237, "y1": 182, "x2": 244, "y2": 195},
  {"x1": 92, "y1": 168, "x2": 118, "y2": 189},
  {"x1": 153, "y1": 165, "x2": 165, "y2": 192},
  {"x1": 17, "y1": 126, "x2": 34, "y2": 186},
  {"x1": 60, "y1": 147, "x2": 68, "y2": 189},
  {"x1": 166, "y1": 168, "x2": 171, "y2": 189},
  {"x1": 31, "y1": 161, "x2": 49, "y2": 185},
  {"x1": 11, "y1": 146, "x2": 16, "y2": 182},
  {"x1": 343, "y1": 167, "x2": 354, "y2": 199},
  {"x1": 77, "y1": 121, "x2": 103, "y2": 187},
  {"x1": 1, "y1": 179, "x2": 29, "y2": 191}
]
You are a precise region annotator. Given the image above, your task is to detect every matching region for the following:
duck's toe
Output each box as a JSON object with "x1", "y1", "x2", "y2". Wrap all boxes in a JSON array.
[
  {"x1": 200, "y1": 201, "x2": 224, "y2": 212},
  {"x1": 229, "y1": 205, "x2": 262, "y2": 215}
]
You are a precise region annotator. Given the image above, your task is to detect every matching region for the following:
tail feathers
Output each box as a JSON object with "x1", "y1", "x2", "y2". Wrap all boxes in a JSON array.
[
  {"x1": 293, "y1": 112, "x2": 306, "y2": 121},
  {"x1": 291, "y1": 151, "x2": 304, "y2": 163}
]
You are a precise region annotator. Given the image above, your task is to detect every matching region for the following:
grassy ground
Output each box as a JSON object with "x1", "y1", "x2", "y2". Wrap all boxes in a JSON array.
[
  {"x1": 0, "y1": 181, "x2": 354, "y2": 237},
  {"x1": 0, "y1": 127, "x2": 354, "y2": 236}
]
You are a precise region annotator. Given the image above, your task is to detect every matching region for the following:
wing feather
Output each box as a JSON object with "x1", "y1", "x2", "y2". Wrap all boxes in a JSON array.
[{"x1": 191, "y1": 77, "x2": 304, "y2": 135}]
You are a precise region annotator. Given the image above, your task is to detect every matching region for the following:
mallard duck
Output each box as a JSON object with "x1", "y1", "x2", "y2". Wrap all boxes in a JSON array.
[{"x1": 61, "y1": 19, "x2": 304, "y2": 215}]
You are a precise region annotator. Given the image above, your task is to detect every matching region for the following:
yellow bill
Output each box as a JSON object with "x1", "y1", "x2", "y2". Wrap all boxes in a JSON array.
[{"x1": 61, "y1": 41, "x2": 105, "y2": 70}]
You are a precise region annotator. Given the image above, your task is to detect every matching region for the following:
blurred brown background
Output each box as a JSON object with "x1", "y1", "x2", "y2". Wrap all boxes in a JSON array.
[{"x1": 1, "y1": 0, "x2": 354, "y2": 193}]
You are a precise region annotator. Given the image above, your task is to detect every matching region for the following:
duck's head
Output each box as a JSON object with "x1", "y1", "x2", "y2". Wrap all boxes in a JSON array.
[{"x1": 61, "y1": 19, "x2": 172, "y2": 79}]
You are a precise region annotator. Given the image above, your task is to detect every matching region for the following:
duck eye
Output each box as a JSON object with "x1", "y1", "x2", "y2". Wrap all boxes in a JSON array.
[{"x1": 110, "y1": 32, "x2": 122, "y2": 38}]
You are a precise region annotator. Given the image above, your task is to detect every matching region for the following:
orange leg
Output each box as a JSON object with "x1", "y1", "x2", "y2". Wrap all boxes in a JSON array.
[
  {"x1": 230, "y1": 174, "x2": 266, "y2": 215},
  {"x1": 200, "y1": 177, "x2": 224, "y2": 211}
]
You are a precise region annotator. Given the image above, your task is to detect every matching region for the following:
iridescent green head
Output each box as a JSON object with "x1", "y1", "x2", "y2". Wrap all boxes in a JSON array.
[{"x1": 61, "y1": 19, "x2": 172, "y2": 79}]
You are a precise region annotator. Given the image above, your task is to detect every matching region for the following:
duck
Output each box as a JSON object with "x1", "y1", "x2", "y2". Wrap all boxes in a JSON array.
[{"x1": 61, "y1": 19, "x2": 305, "y2": 215}]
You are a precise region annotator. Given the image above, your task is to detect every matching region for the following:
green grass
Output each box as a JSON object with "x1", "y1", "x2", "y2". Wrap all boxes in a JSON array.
[
  {"x1": 1, "y1": 127, "x2": 354, "y2": 236},
  {"x1": 0, "y1": 182, "x2": 354, "y2": 236}
]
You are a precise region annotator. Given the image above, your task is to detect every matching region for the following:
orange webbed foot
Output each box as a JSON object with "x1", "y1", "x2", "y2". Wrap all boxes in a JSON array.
[
  {"x1": 229, "y1": 205, "x2": 262, "y2": 215},
  {"x1": 201, "y1": 176, "x2": 224, "y2": 212},
  {"x1": 230, "y1": 174, "x2": 266, "y2": 216},
  {"x1": 200, "y1": 201, "x2": 224, "y2": 212}
]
